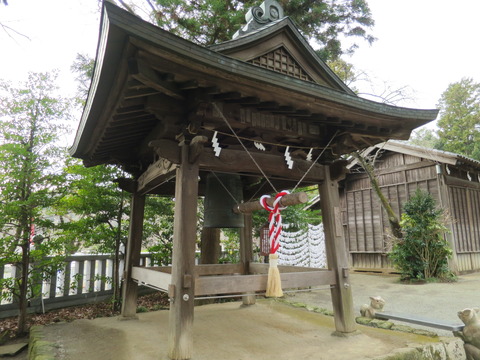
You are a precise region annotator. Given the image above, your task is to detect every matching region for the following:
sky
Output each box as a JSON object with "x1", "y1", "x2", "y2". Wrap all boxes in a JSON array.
[{"x1": 1, "y1": 0, "x2": 480, "y2": 126}]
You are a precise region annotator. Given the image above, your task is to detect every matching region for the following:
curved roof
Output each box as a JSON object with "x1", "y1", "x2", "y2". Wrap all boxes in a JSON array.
[{"x1": 70, "y1": 2, "x2": 438, "y2": 183}]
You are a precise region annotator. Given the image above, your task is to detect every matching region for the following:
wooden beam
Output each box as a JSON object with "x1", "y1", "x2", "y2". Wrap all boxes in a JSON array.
[
  {"x1": 249, "y1": 262, "x2": 337, "y2": 277},
  {"x1": 124, "y1": 87, "x2": 160, "y2": 99},
  {"x1": 131, "y1": 266, "x2": 171, "y2": 291},
  {"x1": 199, "y1": 148, "x2": 325, "y2": 181},
  {"x1": 128, "y1": 58, "x2": 184, "y2": 100},
  {"x1": 146, "y1": 264, "x2": 245, "y2": 276},
  {"x1": 194, "y1": 271, "x2": 335, "y2": 296},
  {"x1": 195, "y1": 263, "x2": 244, "y2": 276},
  {"x1": 150, "y1": 140, "x2": 325, "y2": 181},
  {"x1": 121, "y1": 192, "x2": 145, "y2": 319}
]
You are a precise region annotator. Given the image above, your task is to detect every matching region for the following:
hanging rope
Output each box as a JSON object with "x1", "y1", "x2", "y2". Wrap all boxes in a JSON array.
[
  {"x1": 260, "y1": 190, "x2": 290, "y2": 298},
  {"x1": 260, "y1": 190, "x2": 290, "y2": 254},
  {"x1": 291, "y1": 129, "x2": 340, "y2": 193},
  {"x1": 210, "y1": 171, "x2": 240, "y2": 204},
  {"x1": 207, "y1": 128, "x2": 332, "y2": 150}
]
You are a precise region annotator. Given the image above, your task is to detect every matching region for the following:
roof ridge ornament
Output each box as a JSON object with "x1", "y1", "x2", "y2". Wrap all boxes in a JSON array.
[{"x1": 233, "y1": 0, "x2": 285, "y2": 39}]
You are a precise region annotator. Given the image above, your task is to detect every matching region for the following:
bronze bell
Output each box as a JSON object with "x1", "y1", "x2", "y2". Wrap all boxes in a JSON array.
[{"x1": 203, "y1": 173, "x2": 244, "y2": 228}]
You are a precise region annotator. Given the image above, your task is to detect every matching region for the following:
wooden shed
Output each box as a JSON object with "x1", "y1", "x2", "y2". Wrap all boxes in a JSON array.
[
  {"x1": 342, "y1": 141, "x2": 480, "y2": 274},
  {"x1": 70, "y1": 1, "x2": 437, "y2": 358}
]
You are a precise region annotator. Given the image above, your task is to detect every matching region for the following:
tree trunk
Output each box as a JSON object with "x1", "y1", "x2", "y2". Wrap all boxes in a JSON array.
[
  {"x1": 17, "y1": 237, "x2": 30, "y2": 335},
  {"x1": 352, "y1": 152, "x2": 402, "y2": 239}
]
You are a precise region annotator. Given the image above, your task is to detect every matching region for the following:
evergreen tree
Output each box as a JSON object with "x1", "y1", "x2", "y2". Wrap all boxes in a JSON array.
[
  {"x1": 389, "y1": 190, "x2": 451, "y2": 280},
  {"x1": 436, "y1": 78, "x2": 480, "y2": 160},
  {"x1": 0, "y1": 72, "x2": 72, "y2": 334},
  {"x1": 128, "y1": 0, "x2": 375, "y2": 61}
]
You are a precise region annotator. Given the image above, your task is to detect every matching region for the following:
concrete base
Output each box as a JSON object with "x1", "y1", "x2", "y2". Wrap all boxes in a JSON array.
[
  {"x1": 0, "y1": 342, "x2": 27, "y2": 357},
  {"x1": 32, "y1": 300, "x2": 465, "y2": 360}
]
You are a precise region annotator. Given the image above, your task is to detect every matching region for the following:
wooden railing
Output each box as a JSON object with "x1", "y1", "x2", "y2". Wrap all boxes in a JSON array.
[{"x1": 0, "y1": 253, "x2": 154, "y2": 319}]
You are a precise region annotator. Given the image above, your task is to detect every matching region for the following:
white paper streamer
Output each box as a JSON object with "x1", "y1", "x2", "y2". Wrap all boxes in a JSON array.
[
  {"x1": 284, "y1": 146, "x2": 293, "y2": 169},
  {"x1": 212, "y1": 131, "x2": 221, "y2": 157},
  {"x1": 254, "y1": 142, "x2": 266, "y2": 151}
]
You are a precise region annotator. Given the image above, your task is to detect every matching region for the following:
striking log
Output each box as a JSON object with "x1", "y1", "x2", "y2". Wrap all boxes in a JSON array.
[{"x1": 233, "y1": 191, "x2": 308, "y2": 214}]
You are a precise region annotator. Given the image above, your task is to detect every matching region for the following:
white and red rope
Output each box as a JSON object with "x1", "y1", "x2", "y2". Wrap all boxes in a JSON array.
[{"x1": 260, "y1": 190, "x2": 290, "y2": 254}]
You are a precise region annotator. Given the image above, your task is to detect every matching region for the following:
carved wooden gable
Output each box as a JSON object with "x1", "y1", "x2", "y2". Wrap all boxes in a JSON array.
[
  {"x1": 249, "y1": 46, "x2": 313, "y2": 82},
  {"x1": 210, "y1": 11, "x2": 354, "y2": 94}
]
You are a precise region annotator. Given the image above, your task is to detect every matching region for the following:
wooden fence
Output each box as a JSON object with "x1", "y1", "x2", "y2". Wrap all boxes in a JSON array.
[{"x1": 0, "y1": 253, "x2": 154, "y2": 319}]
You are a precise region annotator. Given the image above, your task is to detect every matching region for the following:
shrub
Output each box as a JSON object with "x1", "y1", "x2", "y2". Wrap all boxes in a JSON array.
[{"x1": 389, "y1": 189, "x2": 451, "y2": 280}]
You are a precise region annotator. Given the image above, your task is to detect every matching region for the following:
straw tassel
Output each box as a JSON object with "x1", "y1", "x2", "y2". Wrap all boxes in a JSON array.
[
  {"x1": 266, "y1": 253, "x2": 283, "y2": 297},
  {"x1": 260, "y1": 191, "x2": 289, "y2": 298}
]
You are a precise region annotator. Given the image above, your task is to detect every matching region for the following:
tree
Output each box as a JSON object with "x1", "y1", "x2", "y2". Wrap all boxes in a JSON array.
[
  {"x1": 389, "y1": 190, "x2": 451, "y2": 280},
  {"x1": 0, "y1": 72, "x2": 72, "y2": 335},
  {"x1": 351, "y1": 151, "x2": 402, "y2": 239},
  {"x1": 70, "y1": 53, "x2": 95, "y2": 101},
  {"x1": 56, "y1": 160, "x2": 130, "y2": 310},
  {"x1": 408, "y1": 127, "x2": 441, "y2": 149},
  {"x1": 144, "y1": 195, "x2": 175, "y2": 266},
  {"x1": 120, "y1": 0, "x2": 375, "y2": 61},
  {"x1": 436, "y1": 78, "x2": 480, "y2": 160}
]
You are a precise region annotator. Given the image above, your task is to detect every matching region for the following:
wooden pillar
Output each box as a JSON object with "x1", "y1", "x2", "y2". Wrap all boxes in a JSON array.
[
  {"x1": 239, "y1": 213, "x2": 255, "y2": 305},
  {"x1": 121, "y1": 191, "x2": 146, "y2": 319},
  {"x1": 318, "y1": 165, "x2": 357, "y2": 334},
  {"x1": 200, "y1": 227, "x2": 220, "y2": 264},
  {"x1": 168, "y1": 142, "x2": 200, "y2": 360}
]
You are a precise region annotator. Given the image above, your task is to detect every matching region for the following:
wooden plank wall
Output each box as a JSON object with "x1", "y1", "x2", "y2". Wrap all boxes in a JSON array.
[
  {"x1": 447, "y1": 179, "x2": 480, "y2": 272},
  {"x1": 342, "y1": 152, "x2": 439, "y2": 271}
]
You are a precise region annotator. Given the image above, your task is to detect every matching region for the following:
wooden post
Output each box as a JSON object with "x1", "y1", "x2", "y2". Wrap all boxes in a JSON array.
[
  {"x1": 168, "y1": 142, "x2": 199, "y2": 360},
  {"x1": 121, "y1": 191, "x2": 145, "y2": 319},
  {"x1": 200, "y1": 227, "x2": 220, "y2": 265},
  {"x1": 318, "y1": 165, "x2": 357, "y2": 335},
  {"x1": 239, "y1": 213, "x2": 255, "y2": 305}
]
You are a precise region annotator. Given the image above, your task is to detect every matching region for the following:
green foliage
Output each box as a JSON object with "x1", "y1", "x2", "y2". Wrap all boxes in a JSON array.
[
  {"x1": 136, "y1": 305, "x2": 149, "y2": 313},
  {"x1": 389, "y1": 190, "x2": 452, "y2": 280},
  {"x1": 436, "y1": 78, "x2": 480, "y2": 160},
  {"x1": 151, "y1": 0, "x2": 375, "y2": 60},
  {"x1": 408, "y1": 128, "x2": 442, "y2": 149},
  {"x1": 0, "y1": 72, "x2": 72, "y2": 333},
  {"x1": 219, "y1": 228, "x2": 241, "y2": 263},
  {"x1": 70, "y1": 53, "x2": 95, "y2": 102},
  {"x1": 56, "y1": 159, "x2": 129, "y2": 254},
  {"x1": 145, "y1": 195, "x2": 175, "y2": 265}
]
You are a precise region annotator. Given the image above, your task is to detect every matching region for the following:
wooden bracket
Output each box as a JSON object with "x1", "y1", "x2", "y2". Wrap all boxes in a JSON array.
[
  {"x1": 189, "y1": 135, "x2": 208, "y2": 164},
  {"x1": 330, "y1": 160, "x2": 349, "y2": 181},
  {"x1": 115, "y1": 177, "x2": 137, "y2": 193}
]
